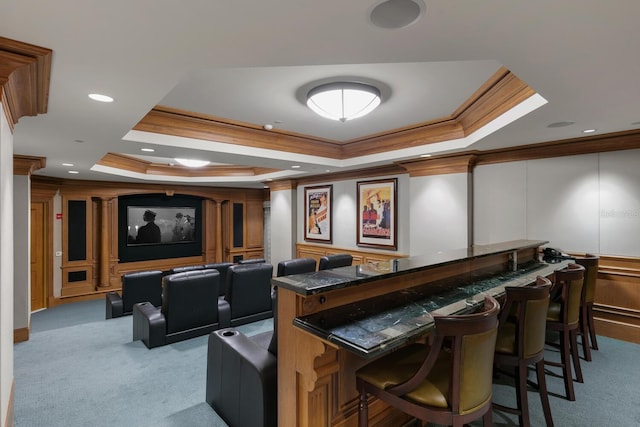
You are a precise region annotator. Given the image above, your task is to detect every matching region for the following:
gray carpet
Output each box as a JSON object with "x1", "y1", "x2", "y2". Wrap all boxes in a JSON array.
[
  {"x1": 14, "y1": 300, "x2": 640, "y2": 426},
  {"x1": 14, "y1": 299, "x2": 271, "y2": 427}
]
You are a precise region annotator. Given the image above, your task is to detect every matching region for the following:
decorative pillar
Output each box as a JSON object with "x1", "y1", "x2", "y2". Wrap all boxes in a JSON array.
[
  {"x1": 98, "y1": 197, "x2": 111, "y2": 288},
  {"x1": 215, "y1": 200, "x2": 224, "y2": 262}
]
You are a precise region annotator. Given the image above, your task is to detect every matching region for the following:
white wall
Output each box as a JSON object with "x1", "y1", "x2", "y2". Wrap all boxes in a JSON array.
[
  {"x1": 409, "y1": 173, "x2": 470, "y2": 255},
  {"x1": 13, "y1": 175, "x2": 30, "y2": 331},
  {"x1": 475, "y1": 149, "x2": 640, "y2": 256},
  {"x1": 0, "y1": 102, "x2": 15, "y2": 426},
  {"x1": 270, "y1": 188, "x2": 296, "y2": 269},
  {"x1": 297, "y1": 174, "x2": 411, "y2": 255},
  {"x1": 599, "y1": 149, "x2": 640, "y2": 256}
]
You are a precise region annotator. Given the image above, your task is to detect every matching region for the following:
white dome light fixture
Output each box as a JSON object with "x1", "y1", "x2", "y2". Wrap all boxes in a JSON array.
[
  {"x1": 174, "y1": 158, "x2": 210, "y2": 168},
  {"x1": 306, "y1": 82, "x2": 381, "y2": 122}
]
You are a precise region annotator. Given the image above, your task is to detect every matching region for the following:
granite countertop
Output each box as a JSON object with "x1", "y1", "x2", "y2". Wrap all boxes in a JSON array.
[
  {"x1": 293, "y1": 258, "x2": 571, "y2": 359},
  {"x1": 273, "y1": 239, "x2": 549, "y2": 296}
]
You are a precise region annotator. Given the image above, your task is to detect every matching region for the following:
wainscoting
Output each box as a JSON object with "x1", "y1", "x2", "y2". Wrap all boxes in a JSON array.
[
  {"x1": 595, "y1": 255, "x2": 640, "y2": 344},
  {"x1": 296, "y1": 242, "x2": 408, "y2": 266}
]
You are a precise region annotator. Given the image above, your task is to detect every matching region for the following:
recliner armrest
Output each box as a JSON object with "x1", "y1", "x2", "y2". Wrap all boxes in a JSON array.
[
  {"x1": 105, "y1": 292, "x2": 123, "y2": 319},
  {"x1": 206, "y1": 329, "x2": 277, "y2": 427},
  {"x1": 132, "y1": 302, "x2": 166, "y2": 349}
]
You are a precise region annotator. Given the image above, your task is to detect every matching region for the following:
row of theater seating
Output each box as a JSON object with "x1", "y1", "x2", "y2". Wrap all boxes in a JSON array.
[{"x1": 105, "y1": 254, "x2": 353, "y2": 351}]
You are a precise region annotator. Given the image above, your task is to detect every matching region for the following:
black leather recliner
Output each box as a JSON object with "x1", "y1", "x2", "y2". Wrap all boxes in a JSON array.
[
  {"x1": 219, "y1": 263, "x2": 274, "y2": 327},
  {"x1": 237, "y1": 258, "x2": 266, "y2": 265},
  {"x1": 318, "y1": 253, "x2": 353, "y2": 270},
  {"x1": 170, "y1": 264, "x2": 205, "y2": 274},
  {"x1": 105, "y1": 270, "x2": 163, "y2": 319},
  {"x1": 206, "y1": 258, "x2": 312, "y2": 427},
  {"x1": 132, "y1": 269, "x2": 225, "y2": 349},
  {"x1": 206, "y1": 289, "x2": 278, "y2": 427},
  {"x1": 276, "y1": 257, "x2": 316, "y2": 277}
]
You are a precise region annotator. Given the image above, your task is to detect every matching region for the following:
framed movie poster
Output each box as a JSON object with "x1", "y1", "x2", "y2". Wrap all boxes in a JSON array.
[
  {"x1": 357, "y1": 178, "x2": 397, "y2": 250},
  {"x1": 305, "y1": 185, "x2": 332, "y2": 243}
]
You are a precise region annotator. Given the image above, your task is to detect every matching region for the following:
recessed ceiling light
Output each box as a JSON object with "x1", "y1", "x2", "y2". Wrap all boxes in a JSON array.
[
  {"x1": 68, "y1": 170, "x2": 79, "y2": 174},
  {"x1": 88, "y1": 93, "x2": 114, "y2": 103},
  {"x1": 141, "y1": 148, "x2": 155, "y2": 152},
  {"x1": 420, "y1": 154, "x2": 432, "y2": 158},
  {"x1": 62, "y1": 163, "x2": 74, "y2": 167},
  {"x1": 325, "y1": 169, "x2": 331, "y2": 173},
  {"x1": 291, "y1": 165, "x2": 301, "y2": 169},
  {"x1": 632, "y1": 121, "x2": 640, "y2": 126},
  {"x1": 174, "y1": 158, "x2": 210, "y2": 168},
  {"x1": 583, "y1": 129, "x2": 597, "y2": 133},
  {"x1": 547, "y1": 121, "x2": 575, "y2": 128},
  {"x1": 369, "y1": 0, "x2": 426, "y2": 29},
  {"x1": 74, "y1": 139, "x2": 85, "y2": 143}
]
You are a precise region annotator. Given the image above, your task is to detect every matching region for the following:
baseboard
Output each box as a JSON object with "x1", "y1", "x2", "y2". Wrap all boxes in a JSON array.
[
  {"x1": 4, "y1": 379, "x2": 14, "y2": 427},
  {"x1": 13, "y1": 327, "x2": 29, "y2": 343}
]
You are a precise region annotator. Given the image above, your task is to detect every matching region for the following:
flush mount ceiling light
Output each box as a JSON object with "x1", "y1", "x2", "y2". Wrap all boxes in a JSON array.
[
  {"x1": 306, "y1": 82, "x2": 381, "y2": 122},
  {"x1": 174, "y1": 158, "x2": 210, "y2": 168}
]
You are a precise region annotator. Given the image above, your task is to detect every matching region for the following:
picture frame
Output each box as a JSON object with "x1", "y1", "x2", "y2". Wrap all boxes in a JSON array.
[
  {"x1": 357, "y1": 178, "x2": 397, "y2": 250},
  {"x1": 304, "y1": 185, "x2": 333, "y2": 243}
]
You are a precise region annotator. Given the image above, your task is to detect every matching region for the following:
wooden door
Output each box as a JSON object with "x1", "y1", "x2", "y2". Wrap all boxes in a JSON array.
[{"x1": 30, "y1": 202, "x2": 47, "y2": 311}]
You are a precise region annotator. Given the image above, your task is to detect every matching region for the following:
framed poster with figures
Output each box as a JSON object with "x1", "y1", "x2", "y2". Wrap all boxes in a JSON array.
[
  {"x1": 357, "y1": 178, "x2": 397, "y2": 250},
  {"x1": 304, "y1": 185, "x2": 332, "y2": 243}
]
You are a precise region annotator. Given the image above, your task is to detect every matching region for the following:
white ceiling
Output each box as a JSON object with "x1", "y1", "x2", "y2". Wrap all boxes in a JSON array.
[{"x1": 3, "y1": 0, "x2": 640, "y2": 188}]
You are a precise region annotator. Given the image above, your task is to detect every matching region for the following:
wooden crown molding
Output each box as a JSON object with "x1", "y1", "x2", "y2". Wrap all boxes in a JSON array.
[
  {"x1": 132, "y1": 68, "x2": 534, "y2": 163},
  {"x1": 474, "y1": 128, "x2": 640, "y2": 166},
  {"x1": 267, "y1": 179, "x2": 298, "y2": 192},
  {"x1": 0, "y1": 37, "x2": 52, "y2": 129},
  {"x1": 398, "y1": 154, "x2": 478, "y2": 177},
  {"x1": 13, "y1": 154, "x2": 46, "y2": 175},
  {"x1": 97, "y1": 152, "x2": 279, "y2": 177}
]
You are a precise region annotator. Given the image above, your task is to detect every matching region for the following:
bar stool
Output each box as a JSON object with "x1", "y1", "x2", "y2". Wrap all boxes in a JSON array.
[
  {"x1": 493, "y1": 277, "x2": 554, "y2": 427},
  {"x1": 545, "y1": 263, "x2": 585, "y2": 401},
  {"x1": 574, "y1": 254, "x2": 600, "y2": 361},
  {"x1": 355, "y1": 296, "x2": 500, "y2": 427}
]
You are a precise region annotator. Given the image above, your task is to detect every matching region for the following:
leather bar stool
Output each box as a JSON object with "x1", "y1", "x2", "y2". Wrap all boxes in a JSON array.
[
  {"x1": 355, "y1": 296, "x2": 500, "y2": 427},
  {"x1": 493, "y1": 277, "x2": 554, "y2": 427},
  {"x1": 574, "y1": 254, "x2": 600, "y2": 361},
  {"x1": 545, "y1": 263, "x2": 585, "y2": 401}
]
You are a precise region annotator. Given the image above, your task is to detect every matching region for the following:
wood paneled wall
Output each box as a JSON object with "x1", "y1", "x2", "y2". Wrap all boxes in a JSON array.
[
  {"x1": 594, "y1": 255, "x2": 640, "y2": 343},
  {"x1": 296, "y1": 242, "x2": 408, "y2": 267},
  {"x1": 32, "y1": 177, "x2": 265, "y2": 304}
]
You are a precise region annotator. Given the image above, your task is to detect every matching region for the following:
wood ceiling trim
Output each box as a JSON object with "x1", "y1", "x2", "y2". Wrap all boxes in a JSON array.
[
  {"x1": 133, "y1": 68, "x2": 533, "y2": 163},
  {"x1": 0, "y1": 37, "x2": 52, "y2": 127},
  {"x1": 474, "y1": 129, "x2": 640, "y2": 165},
  {"x1": 13, "y1": 155, "x2": 46, "y2": 175},
  {"x1": 133, "y1": 107, "x2": 344, "y2": 160},
  {"x1": 454, "y1": 67, "x2": 536, "y2": 136},
  {"x1": 97, "y1": 153, "x2": 279, "y2": 177},
  {"x1": 398, "y1": 155, "x2": 478, "y2": 177}
]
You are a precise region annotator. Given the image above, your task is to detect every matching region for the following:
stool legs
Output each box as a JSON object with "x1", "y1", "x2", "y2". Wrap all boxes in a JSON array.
[{"x1": 535, "y1": 360, "x2": 554, "y2": 427}]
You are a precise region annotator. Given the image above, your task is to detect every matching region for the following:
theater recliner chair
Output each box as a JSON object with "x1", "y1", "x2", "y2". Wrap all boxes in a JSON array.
[
  {"x1": 219, "y1": 263, "x2": 274, "y2": 327},
  {"x1": 105, "y1": 270, "x2": 163, "y2": 319},
  {"x1": 133, "y1": 269, "x2": 225, "y2": 349},
  {"x1": 206, "y1": 258, "x2": 312, "y2": 427},
  {"x1": 206, "y1": 290, "x2": 278, "y2": 427}
]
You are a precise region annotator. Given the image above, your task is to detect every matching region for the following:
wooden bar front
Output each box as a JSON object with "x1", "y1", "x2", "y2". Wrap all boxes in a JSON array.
[{"x1": 275, "y1": 240, "x2": 554, "y2": 427}]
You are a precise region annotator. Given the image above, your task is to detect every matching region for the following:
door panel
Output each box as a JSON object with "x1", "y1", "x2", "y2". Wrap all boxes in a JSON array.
[{"x1": 31, "y1": 202, "x2": 46, "y2": 311}]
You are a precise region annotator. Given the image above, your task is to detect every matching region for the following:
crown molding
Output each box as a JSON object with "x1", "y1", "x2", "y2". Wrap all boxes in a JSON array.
[
  {"x1": 0, "y1": 37, "x2": 52, "y2": 129},
  {"x1": 13, "y1": 155, "x2": 46, "y2": 175}
]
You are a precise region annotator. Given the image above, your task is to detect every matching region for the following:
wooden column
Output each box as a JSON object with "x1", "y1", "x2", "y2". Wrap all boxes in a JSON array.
[
  {"x1": 215, "y1": 200, "x2": 224, "y2": 262},
  {"x1": 98, "y1": 196, "x2": 111, "y2": 288}
]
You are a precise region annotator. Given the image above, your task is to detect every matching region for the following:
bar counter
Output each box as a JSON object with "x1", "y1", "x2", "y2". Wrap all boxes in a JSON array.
[{"x1": 274, "y1": 239, "x2": 566, "y2": 427}]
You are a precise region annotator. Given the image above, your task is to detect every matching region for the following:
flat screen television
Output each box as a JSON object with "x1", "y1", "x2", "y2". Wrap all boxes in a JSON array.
[{"x1": 118, "y1": 194, "x2": 203, "y2": 263}]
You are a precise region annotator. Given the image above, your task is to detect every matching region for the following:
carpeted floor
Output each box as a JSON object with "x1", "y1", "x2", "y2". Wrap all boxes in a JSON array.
[
  {"x1": 14, "y1": 299, "x2": 640, "y2": 426},
  {"x1": 14, "y1": 299, "x2": 271, "y2": 427}
]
